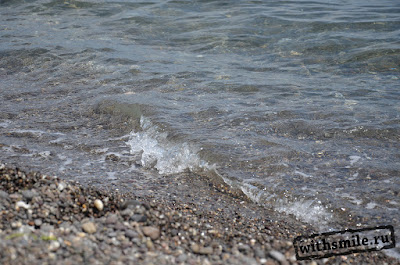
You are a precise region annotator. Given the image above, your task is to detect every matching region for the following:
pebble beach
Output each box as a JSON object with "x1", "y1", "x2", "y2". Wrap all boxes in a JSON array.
[{"x1": 0, "y1": 163, "x2": 397, "y2": 265}]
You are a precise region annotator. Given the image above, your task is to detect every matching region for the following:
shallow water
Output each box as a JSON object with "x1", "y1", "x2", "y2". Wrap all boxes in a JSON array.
[{"x1": 1, "y1": 0, "x2": 399, "y2": 257}]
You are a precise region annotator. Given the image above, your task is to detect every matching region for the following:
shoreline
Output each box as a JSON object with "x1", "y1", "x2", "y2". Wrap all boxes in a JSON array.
[{"x1": 0, "y1": 163, "x2": 397, "y2": 264}]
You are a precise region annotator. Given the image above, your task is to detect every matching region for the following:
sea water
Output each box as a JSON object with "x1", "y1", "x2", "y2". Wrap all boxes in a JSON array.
[{"x1": 1, "y1": 0, "x2": 399, "y2": 257}]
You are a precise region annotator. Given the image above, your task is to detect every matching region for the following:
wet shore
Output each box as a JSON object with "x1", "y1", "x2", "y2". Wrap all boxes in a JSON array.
[{"x1": 0, "y1": 163, "x2": 396, "y2": 264}]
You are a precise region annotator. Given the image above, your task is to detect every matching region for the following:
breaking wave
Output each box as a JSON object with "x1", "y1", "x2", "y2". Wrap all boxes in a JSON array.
[{"x1": 127, "y1": 116, "x2": 211, "y2": 175}]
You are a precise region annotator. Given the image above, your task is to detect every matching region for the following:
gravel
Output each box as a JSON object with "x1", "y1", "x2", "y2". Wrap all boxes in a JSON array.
[{"x1": 0, "y1": 164, "x2": 397, "y2": 264}]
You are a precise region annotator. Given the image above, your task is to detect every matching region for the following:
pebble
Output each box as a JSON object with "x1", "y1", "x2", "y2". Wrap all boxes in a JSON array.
[
  {"x1": 48, "y1": 241, "x2": 60, "y2": 252},
  {"x1": 22, "y1": 190, "x2": 36, "y2": 200},
  {"x1": 94, "y1": 199, "x2": 104, "y2": 211},
  {"x1": 34, "y1": 219, "x2": 43, "y2": 227},
  {"x1": 0, "y1": 165, "x2": 395, "y2": 265},
  {"x1": 254, "y1": 247, "x2": 266, "y2": 259},
  {"x1": 125, "y1": 230, "x2": 138, "y2": 239},
  {"x1": 120, "y1": 199, "x2": 142, "y2": 210},
  {"x1": 130, "y1": 214, "x2": 147, "y2": 222},
  {"x1": 269, "y1": 250, "x2": 288, "y2": 265},
  {"x1": 15, "y1": 201, "x2": 30, "y2": 210},
  {"x1": 78, "y1": 195, "x2": 86, "y2": 204},
  {"x1": 82, "y1": 222, "x2": 97, "y2": 234},
  {"x1": 142, "y1": 226, "x2": 160, "y2": 240},
  {"x1": 0, "y1": 190, "x2": 9, "y2": 200},
  {"x1": 105, "y1": 214, "x2": 118, "y2": 224},
  {"x1": 58, "y1": 182, "x2": 66, "y2": 191},
  {"x1": 191, "y1": 243, "x2": 213, "y2": 255}
]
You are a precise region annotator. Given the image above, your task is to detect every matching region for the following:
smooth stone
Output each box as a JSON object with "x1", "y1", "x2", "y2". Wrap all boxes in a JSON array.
[
  {"x1": 120, "y1": 200, "x2": 141, "y2": 210},
  {"x1": 48, "y1": 241, "x2": 60, "y2": 252},
  {"x1": 269, "y1": 250, "x2": 287, "y2": 263},
  {"x1": 125, "y1": 230, "x2": 138, "y2": 239},
  {"x1": 0, "y1": 190, "x2": 9, "y2": 200},
  {"x1": 94, "y1": 199, "x2": 104, "y2": 211},
  {"x1": 105, "y1": 214, "x2": 118, "y2": 224},
  {"x1": 15, "y1": 201, "x2": 30, "y2": 210},
  {"x1": 58, "y1": 182, "x2": 66, "y2": 191},
  {"x1": 141, "y1": 226, "x2": 160, "y2": 240},
  {"x1": 82, "y1": 222, "x2": 97, "y2": 234},
  {"x1": 121, "y1": 209, "x2": 133, "y2": 217},
  {"x1": 130, "y1": 214, "x2": 147, "y2": 223},
  {"x1": 254, "y1": 247, "x2": 266, "y2": 259},
  {"x1": 191, "y1": 243, "x2": 213, "y2": 255},
  {"x1": 34, "y1": 219, "x2": 42, "y2": 227},
  {"x1": 22, "y1": 190, "x2": 36, "y2": 200}
]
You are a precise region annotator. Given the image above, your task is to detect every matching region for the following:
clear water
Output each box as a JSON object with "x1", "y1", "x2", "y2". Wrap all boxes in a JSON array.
[{"x1": 1, "y1": 0, "x2": 399, "y2": 256}]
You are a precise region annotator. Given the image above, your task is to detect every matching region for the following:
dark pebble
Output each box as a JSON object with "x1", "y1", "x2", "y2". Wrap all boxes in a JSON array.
[{"x1": 130, "y1": 214, "x2": 147, "y2": 223}]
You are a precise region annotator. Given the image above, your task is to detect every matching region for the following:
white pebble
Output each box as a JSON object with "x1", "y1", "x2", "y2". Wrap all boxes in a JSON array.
[
  {"x1": 94, "y1": 199, "x2": 104, "y2": 211},
  {"x1": 58, "y1": 182, "x2": 66, "y2": 191},
  {"x1": 269, "y1": 250, "x2": 286, "y2": 262},
  {"x1": 15, "y1": 201, "x2": 30, "y2": 210},
  {"x1": 48, "y1": 241, "x2": 60, "y2": 252}
]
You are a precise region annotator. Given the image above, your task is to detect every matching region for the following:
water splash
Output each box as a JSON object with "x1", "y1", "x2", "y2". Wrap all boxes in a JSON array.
[{"x1": 127, "y1": 117, "x2": 210, "y2": 175}]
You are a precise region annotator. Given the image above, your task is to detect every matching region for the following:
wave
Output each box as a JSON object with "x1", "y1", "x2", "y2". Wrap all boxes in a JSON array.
[{"x1": 127, "y1": 116, "x2": 211, "y2": 175}]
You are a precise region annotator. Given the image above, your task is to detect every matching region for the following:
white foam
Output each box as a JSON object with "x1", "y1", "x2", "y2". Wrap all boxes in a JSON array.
[
  {"x1": 238, "y1": 182, "x2": 333, "y2": 229},
  {"x1": 276, "y1": 199, "x2": 333, "y2": 228},
  {"x1": 127, "y1": 116, "x2": 210, "y2": 175}
]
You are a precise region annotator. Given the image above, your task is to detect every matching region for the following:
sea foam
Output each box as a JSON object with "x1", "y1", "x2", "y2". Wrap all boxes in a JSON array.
[{"x1": 127, "y1": 116, "x2": 210, "y2": 175}]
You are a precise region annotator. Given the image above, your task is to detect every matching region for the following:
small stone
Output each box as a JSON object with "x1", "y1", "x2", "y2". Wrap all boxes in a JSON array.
[
  {"x1": 130, "y1": 214, "x2": 147, "y2": 222},
  {"x1": 15, "y1": 201, "x2": 30, "y2": 210},
  {"x1": 78, "y1": 195, "x2": 86, "y2": 204},
  {"x1": 120, "y1": 200, "x2": 142, "y2": 210},
  {"x1": 48, "y1": 241, "x2": 60, "y2": 252},
  {"x1": 125, "y1": 230, "x2": 138, "y2": 239},
  {"x1": 177, "y1": 254, "x2": 188, "y2": 263},
  {"x1": 58, "y1": 182, "x2": 66, "y2": 191},
  {"x1": 142, "y1": 226, "x2": 160, "y2": 240},
  {"x1": 238, "y1": 244, "x2": 251, "y2": 254},
  {"x1": 105, "y1": 214, "x2": 118, "y2": 224},
  {"x1": 94, "y1": 199, "x2": 104, "y2": 211},
  {"x1": 310, "y1": 261, "x2": 318, "y2": 265},
  {"x1": 146, "y1": 238, "x2": 154, "y2": 249},
  {"x1": 191, "y1": 243, "x2": 213, "y2": 255},
  {"x1": 269, "y1": 250, "x2": 287, "y2": 264},
  {"x1": 121, "y1": 209, "x2": 133, "y2": 217},
  {"x1": 0, "y1": 190, "x2": 9, "y2": 200},
  {"x1": 34, "y1": 219, "x2": 43, "y2": 227},
  {"x1": 82, "y1": 222, "x2": 97, "y2": 234},
  {"x1": 22, "y1": 190, "x2": 36, "y2": 200}
]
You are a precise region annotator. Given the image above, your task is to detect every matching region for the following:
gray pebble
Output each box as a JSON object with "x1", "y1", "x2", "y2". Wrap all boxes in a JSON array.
[
  {"x1": 130, "y1": 214, "x2": 147, "y2": 222},
  {"x1": 105, "y1": 214, "x2": 118, "y2": 224},
  {"x1": 120, "y1": 200, "x2": 142, "y2": 210},
  {"x1": 269, "y1": 250, "x2": 288, "y2": 264},
  {"x1": 125, "y1": 230, "x2": 138, "y2": 239},
  {"x1": 0, "y1": 190, "x2": 9, "y2": 200},
  {"x1": 120, "y1": 209, "x2": 133, "y2": 217},
  {"x1": 254, "y1": 247, "x2": 266, "y2": 259},
  {"x1": 22, "y1": 189, "x2": 36, "y2": 200},
  {"x1": 34, "y1": 219, "x2": 42, "y2": 227}
]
